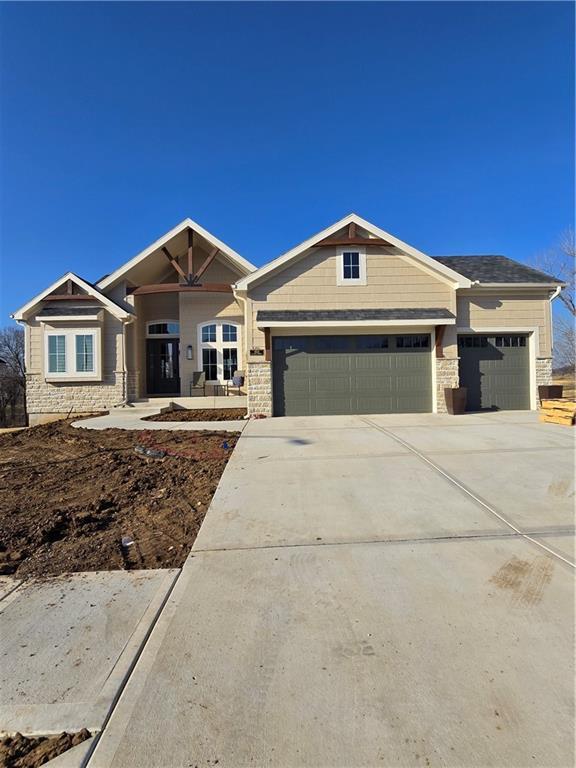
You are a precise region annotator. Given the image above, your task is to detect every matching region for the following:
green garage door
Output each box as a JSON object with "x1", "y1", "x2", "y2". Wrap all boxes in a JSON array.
[
  {"x1": 272, "y1": 334, "x2": 432, "y2": 417},
  {"x1": 458, "y1": 334, "x2": 530, "y2": 411}
]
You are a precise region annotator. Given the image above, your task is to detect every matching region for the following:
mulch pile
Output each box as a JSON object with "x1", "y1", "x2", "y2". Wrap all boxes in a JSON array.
[
  {"x1": 0, "y1": 420, "x2": 239, "y2": 578},
  {"x1": 0, "y1": 729, "x2": 91, "y2": 768},
  {"x1": 145, "y1": 407, "x2": 247, "y2": 422}
]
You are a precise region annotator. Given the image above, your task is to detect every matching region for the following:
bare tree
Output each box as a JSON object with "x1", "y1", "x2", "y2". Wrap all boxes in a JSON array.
[
  {"x1": 534, "y1": 228, "x2": 575, "y2": 316},
  {"x1": 534, "y1": 230, "x2": 575, "y2": 373},
  {"x1": 0, "y1": 326, "x2": 26, "y2": 426},
  {"x1": 553, "y1": 316, "x2": 575, "y2": 370}
]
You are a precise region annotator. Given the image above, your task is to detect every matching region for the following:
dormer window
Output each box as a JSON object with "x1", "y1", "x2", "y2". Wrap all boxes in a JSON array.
[{"x1": 337, "y1": 247, "x2": 366, "y2": 286}]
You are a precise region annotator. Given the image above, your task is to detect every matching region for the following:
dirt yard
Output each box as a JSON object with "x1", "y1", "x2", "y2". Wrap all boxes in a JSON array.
[
  {"x1": 0, "y1": 420, "x2": 238, "y2": 578},
  {"x1": 145, "y1": 407, "x2": 247, "y2": 422},
  {"x1": 0, "y1": 729, "x2": 91, "y2": 768}
]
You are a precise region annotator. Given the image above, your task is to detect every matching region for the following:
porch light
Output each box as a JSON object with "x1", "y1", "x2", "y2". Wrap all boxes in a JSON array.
[{"x1": 186, "y1": 344, "x2": 193, "y2": 360}]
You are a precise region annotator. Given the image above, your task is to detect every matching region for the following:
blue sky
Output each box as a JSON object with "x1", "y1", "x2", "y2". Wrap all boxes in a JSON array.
[{"x1": 1, "y1": 1, "x2": 574, "y2": 321}]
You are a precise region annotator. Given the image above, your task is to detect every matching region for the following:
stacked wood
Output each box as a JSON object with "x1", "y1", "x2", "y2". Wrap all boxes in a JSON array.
[{"x1": 539, "y1": 399, "x2": 576, "y2": 426}]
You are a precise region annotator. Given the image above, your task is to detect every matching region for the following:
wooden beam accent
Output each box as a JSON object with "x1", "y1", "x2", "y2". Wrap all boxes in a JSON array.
[
  {"x1": 316, "y1": 237, "x2": 393, "y2": 247},
  {"x1": 66, "y1": 279, "x2": 73, "y2": 295},
  {"x1": 435, "y1": 325, "x2": 446, "y2": 359},
  {"x1": 161, "y1": 247, "x2": 188, "y2": 282},
  {"x1": 187, "y1": 229, "x2": 194, "y2": 283},
  {"x1": 130, "y1": 283, "x2": 232, "y2": 296},
  {"x1": 43, "y1": 294, "x2": 97, "y2": 301},
  {"x1": 348, "y1": 222, "x2": 356, "y2": 239},
  {"x1": 264, "y1": 327, "x2": 271, "y2": 362},
  {"x1": 193, "y1": 246, "x2": 219, "y2": 284}
]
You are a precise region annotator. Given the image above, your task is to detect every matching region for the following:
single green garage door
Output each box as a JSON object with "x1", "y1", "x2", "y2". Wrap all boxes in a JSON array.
[
  {"x1": 458, "y1": 334, "x2": 530, "y2": 411},
  {"x1": 272, "y1": 334, "x2": 432, "y2": 417}
]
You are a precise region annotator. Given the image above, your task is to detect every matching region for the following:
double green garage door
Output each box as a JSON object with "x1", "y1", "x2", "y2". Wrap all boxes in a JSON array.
[
  {"x1": 272, "y1": 334, "x2": 432, "y2": 417},
  {"x1": 272, "y1": 333, "x2": 531, "y2": 416}
]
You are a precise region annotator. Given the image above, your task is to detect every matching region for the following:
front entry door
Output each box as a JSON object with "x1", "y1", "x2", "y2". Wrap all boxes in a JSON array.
[{"x1": 147, "y1": 339, "x2": 180, "y2": 395}]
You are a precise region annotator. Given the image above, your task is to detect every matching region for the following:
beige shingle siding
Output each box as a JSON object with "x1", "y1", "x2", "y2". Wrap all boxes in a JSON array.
[
  {"x1": 248, "y1": 247, "x2": 455, "y2": 349},
  {"x1": 457, "y1": 292, "x2": 551, "y2": 357}
]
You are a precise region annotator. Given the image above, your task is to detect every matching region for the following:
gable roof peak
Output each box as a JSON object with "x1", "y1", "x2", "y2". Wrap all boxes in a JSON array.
[
  {"x1": 96, "y1": 217, "x2": 256, "y2": 290},
  {"x1": 235, "y1": 215, "x2": 472, "y2": 290}
]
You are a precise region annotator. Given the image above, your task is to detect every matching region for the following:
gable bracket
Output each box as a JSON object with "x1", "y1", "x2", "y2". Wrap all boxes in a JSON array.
[
  {"x1": 191, "y1": 246, "x2": 220, "y2": 285},
  {"x1": 162, "y1": 247, "x2": 188, "y2": 283},
  {"x1": 316, "y1": 236, "x2": 393, "y2": 247}
]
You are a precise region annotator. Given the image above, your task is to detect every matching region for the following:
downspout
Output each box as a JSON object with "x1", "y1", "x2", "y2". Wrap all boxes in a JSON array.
[
  {"x1": 548, "y1": 285, "x2": 562, "y2": 356},
  {"x1": 232, "y1": 285, "x2": 250, "y2": 367}
]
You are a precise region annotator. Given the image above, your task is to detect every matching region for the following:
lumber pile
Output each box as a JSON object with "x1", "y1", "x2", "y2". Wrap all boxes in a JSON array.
[{"x1": 539, "y1": 399, "x2": 576, "y2": 426}]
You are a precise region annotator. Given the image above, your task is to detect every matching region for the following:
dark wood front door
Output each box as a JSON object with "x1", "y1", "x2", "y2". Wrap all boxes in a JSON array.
[{"x1": 147, "y1": 339, "x2": 180, "y2": 395}]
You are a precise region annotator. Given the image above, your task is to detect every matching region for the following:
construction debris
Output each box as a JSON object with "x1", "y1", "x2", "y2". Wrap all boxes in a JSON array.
[{"x1": 539, "y1": 399, "x2": 576, "y2": 426}]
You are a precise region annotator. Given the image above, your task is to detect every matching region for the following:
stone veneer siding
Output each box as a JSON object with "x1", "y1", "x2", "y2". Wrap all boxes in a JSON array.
[
  {"x1": 535, "y1": 357, "x2": 553, "y2": 403},
  {"x1": 26, "y1": 372, "x2": 126, "y2": 425},
  {"x1": 247, "y1": 361, "x2": 273, "y2": 416},
  {"x1": 435, "y1": 357, "x2": 460, "y2": 414}
]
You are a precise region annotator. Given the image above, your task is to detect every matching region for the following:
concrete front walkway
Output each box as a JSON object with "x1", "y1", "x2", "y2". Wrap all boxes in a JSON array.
[
  {"x1": 73, "y1": 408, "x2": 247, "y2": 433},
  {"x1": 0, "y1": 570, "x2": 177, "y2": 736},
  {"x1": 88, "y1": 412, "x2": 575, "y2": 768}
]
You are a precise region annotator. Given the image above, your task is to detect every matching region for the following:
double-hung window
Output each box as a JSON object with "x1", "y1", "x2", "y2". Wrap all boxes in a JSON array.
[{"x1": 45, "y1": 329, "x2": 100, "y2": 379}]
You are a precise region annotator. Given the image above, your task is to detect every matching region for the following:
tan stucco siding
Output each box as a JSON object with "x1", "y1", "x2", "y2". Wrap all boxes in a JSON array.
[
  {"x1": 247, "y1": 247, "x2": 454, "y2": 350},
  {"x1": 179, "y1": 293, "x2": 243, "y2": 395},
  {"x1": 456, "y1": 292, "x2": 552, "y2": 357}
]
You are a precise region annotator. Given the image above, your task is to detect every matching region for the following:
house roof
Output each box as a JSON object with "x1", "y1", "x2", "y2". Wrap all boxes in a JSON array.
[
  {"x1": 256, "y1": 308, "x2": 456, "y2": 326},
  {"x1": 12, "y1": 273, "x2": 134, "y2": 321},
  {"x1": 432, "y1": 255, "x2": 562, "y2": 285},
  {"x1": 96, "y1": 218, "x2": 256, "y2": 290},
  {"x1": 235, "y1": 214, "x2": 472, "y2": 290}
]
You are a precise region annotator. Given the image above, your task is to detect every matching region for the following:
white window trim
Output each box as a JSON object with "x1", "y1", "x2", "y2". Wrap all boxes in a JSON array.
[
  {"x1": 44, "y1": 328, "x2": 102, "y2": 381},
  {"x1": 197, "y1": 320, "x2": 241, "y2": 382},
  {"x1": 146, "y1": 319, "x2": 180, "y2": 338},
  {"x1": 336, "y1": 247, "x2": 366, "y2": 286}
]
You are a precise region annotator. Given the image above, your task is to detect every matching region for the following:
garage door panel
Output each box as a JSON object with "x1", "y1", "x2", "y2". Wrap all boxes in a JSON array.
[
  {"x1": 458, "y1": 335, "x2": 530, "y2": 411},
  {"x1": 273, "y1": 335, "x2": 432, "y2": 417}
]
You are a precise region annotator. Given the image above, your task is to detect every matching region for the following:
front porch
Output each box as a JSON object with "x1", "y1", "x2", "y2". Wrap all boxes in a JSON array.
[{"x1": 130, "y1": 394, "x2": 247, "y2": 410}]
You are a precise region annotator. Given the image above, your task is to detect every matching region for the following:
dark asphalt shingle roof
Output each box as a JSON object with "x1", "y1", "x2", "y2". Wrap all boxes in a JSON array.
[
  {"x1": 257, "y1": 308, "x2": 455, "y2": 323},
  {"x1": 433, "y1": 255, "x2": 561, "y2": 284},
  {"x1": 36, "y1": 306, "x2": 103, "y2": 317}
]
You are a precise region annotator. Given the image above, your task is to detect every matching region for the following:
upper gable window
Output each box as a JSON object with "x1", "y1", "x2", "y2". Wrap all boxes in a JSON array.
[
  {"x1": 343, "y1": 252, "x2": 360, "y2": 279},
  {"x1": 337, "y1": 247, "x2": 366, "y2": 286}
]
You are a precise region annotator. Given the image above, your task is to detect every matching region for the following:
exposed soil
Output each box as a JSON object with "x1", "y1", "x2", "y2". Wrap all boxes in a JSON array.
[
  {"x1": 0, "y1": 420, "x2": 239, "y2": 578},
  {"x1": 145, "y1": 407, "x2": 247, "y2": 422},
  {"x1": 0, "y1": 729, "x2": 91, "y2": 768}
]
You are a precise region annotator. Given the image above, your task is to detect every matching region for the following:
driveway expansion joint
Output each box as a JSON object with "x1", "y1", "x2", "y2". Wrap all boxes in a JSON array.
[{"x1": 361, "y1": 417, "x2": 576, "y2": 568}]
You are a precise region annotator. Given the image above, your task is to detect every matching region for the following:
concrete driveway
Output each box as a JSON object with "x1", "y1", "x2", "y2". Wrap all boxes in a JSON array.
[{"x1": 89, "y1": 412, "x2": 574, "y2": 768}]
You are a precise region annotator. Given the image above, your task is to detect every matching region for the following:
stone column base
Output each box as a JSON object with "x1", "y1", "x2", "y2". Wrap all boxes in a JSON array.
[
  {"x1": 247, "y1": 361, "x2": 273, "y2": 416},
  {"x1": 436, "y1": 358, "x2": 460, "y2": 414},
  {"x1": 535, "y1": 358, "x2": 553, "y2": 406}
]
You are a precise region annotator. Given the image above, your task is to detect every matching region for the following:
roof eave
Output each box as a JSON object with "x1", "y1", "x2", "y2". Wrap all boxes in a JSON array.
[
  {"x1": 466, "y1": 282, "x2": 565, "y2": 289},
  {"x1": 256, "y1": 318, "x2": 456, "y2": 328}
]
